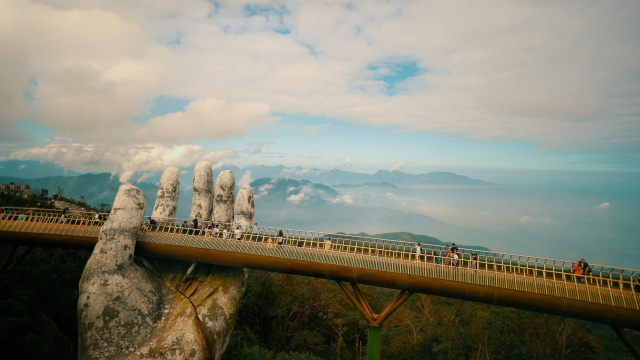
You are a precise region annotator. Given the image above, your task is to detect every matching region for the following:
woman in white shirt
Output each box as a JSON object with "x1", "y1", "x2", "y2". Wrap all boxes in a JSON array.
[{"x1": 235, "y1": 226, "x2": 242, "y2": 241}]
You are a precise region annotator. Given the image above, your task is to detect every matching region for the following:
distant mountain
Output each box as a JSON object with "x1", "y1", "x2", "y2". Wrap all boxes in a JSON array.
[
  {"x1": 371, "y1": 170, "x2": 492, "y2": 186},
  {"x1": 0, "y1": 174, "x2": 158, "y2": 213},
  {"x1": 355, "y1": 231, "x2": 490, "y2": 251},
  {"x1": 2, "y1": 160, "x2": 492, "y2": 187},
  {"x1": 333, "y1": 181, "x2": 398, "y2": 189},
  {"x1": 0, "y1": 160, "x2": 79, "y2": 178}
]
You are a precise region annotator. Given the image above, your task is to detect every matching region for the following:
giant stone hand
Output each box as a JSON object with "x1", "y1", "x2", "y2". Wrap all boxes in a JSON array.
[{"x1": 78, "y1": 162, "x2": 253, "y2": 359}]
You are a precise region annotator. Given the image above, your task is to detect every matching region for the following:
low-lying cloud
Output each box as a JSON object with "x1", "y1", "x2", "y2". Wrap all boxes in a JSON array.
[{"x1": 10, "y1": 142, "x2": 236, "y2": 183}]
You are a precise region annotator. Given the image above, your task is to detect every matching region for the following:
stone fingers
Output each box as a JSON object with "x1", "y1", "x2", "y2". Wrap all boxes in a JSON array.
[
  {"x1": 212, "y1": 170, "x2": 235, "y2": 224},
  {"x1": 190, "y1": 161, "x2": 214, "y2": 221},
  {"x1": 151, "y1": 166, "x2": 180, "y2": 220},
  {"x1": 235, "y1": 186, "x2": 255, "y2": 228},
  {"x1": 90, "y1": 184, "x2": 146, "y2": 268}
]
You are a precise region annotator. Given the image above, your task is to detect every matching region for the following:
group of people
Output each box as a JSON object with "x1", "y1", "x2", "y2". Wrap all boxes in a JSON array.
[
  {"x1": 572, "y1": 258, "x2": 592, "y2": 284},
  {"x1": 414, "y1": 242, "x2": 479, "y2": 273},
  {"x1": 59, "y1": 209, "x2": 105, "y2": 226},
  {"x1": 145, "y1": 219, "x2": 289, "y2": 249}
]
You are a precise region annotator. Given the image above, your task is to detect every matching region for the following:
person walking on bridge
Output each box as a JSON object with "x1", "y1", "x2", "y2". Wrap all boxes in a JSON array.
[
  {"x1": 415, "y1": 242, "x2": 422, "y2": 262},
  {"x1": 573, "y1": 261, "x2": 583, "y2": 284},
  {"x1": 581, "y1": 258, "x2": 591, "y2": 284},
  {"x1": 277, "y1": 229, "x2": 284, "y2": 249},
  {"x1": 235, "y1": 226, "x2": 242, "y2": 241},
  {"x1": 253, "y1": 223, "x2": 259, "y2": 242},
  {"x1": 444, "y1": 245, "x2": 451, "y2": 266}
]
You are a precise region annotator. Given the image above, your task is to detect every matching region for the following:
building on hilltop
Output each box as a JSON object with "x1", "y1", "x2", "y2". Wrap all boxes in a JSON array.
[{"x1": 0, "y1": 184, "x2": 31, "y2": 198}]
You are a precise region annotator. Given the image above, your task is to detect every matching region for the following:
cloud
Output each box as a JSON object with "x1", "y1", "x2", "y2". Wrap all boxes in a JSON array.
[
  {"x1": 482, "y1": 211, "x2": 491, "y2": 215},
  {"x1": 385, "y1": 192, "x2": 395, "y2": 198},
  {"x1": 519, "y1": 216, "x2": 533, "y2": 222},
  {"x1": 238, "y1": 171, "x2": 253, "y2": 188},
  {"x1": 2, "y1": 0, "x2": 640, "y2": 160},
  {"x1": 257, "y1": 183, "x2": 273, "y2": 197},
  {"x1": 390, "y1": 160, "x2": 412, "y2": 172},
  {"x1": 303, "y1": 123, "x2": 332, "y2": 132},
  {"x1": 10, "y1": 142, "x2": 235, "y2": 183},
  {"x1": 137, "y1": 98, "x2": 273, "y2": 144},
  {"x1": 287, "y1": 192, "x2": 305, "y2": 204},
  {"x1": 595, "y1": 202, "x2": 610, "y2": 209},
  {"x1": 18, "y1": 164, "x2": 25, "y2": 170},
  {"x1": 401, "y1": 201, "x2": 407, "y2": 206},
  {"x1": 330, "y1": 194, "x2": 354, "y2": 205}
]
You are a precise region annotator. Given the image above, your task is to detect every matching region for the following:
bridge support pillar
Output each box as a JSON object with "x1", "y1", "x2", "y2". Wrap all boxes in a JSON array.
[
  {"x1": 367, "y1": 325, "x2": 381, "y2": 360},
  {"x1": 336, "y1": 281, "x2": 412, "y2": 360},
  {"x1": 612, "y1": 327, "x2": 640, "y2": 359}
]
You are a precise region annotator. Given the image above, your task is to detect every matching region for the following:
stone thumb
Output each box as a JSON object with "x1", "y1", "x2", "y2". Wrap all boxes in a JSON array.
[{"x1": 92, "y1": 184, "x2": 146, "y2": 269}]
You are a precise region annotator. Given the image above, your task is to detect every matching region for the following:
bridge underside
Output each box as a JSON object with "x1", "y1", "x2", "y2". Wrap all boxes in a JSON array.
[{"x1": 2, "y1": 230, "x2": 639, "y2": 331}]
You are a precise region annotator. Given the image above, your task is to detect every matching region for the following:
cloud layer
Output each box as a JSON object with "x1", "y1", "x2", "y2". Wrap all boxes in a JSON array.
[{"x1": 2, "y1": 0, "x2": 640, "y2": 175}]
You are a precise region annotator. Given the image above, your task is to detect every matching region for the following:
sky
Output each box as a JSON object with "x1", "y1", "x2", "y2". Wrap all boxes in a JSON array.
[{"x1": 1, "y1": 0, "x2": 640, "y2": 181}]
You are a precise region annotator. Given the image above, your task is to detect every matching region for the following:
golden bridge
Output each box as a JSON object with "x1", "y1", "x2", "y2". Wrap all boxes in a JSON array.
[{"x1": 1, "y1": 207, "x2": 639, "y2": 359}]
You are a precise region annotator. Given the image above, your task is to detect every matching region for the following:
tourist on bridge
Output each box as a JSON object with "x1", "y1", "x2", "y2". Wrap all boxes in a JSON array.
[
  {"x1": 94, "y1": 211, "x2": 102, "y2": 226},
  {"x1": 572, "y1": 261, "x2": 583, "y2": 284},
  {"x1": 415, "y1": 243, "x2": 421, "y2": 262},
  {"x1": 277, "y1": 230, "x2": 284, "y2": 249},
  {"x1": 444, "y1": 245, "x2": 451, "y2": 266},
  {"x1": 253, "y1": 223, "x2": 259, "y2": 242},
  {"x1": 324, "y1": 236, "x2": 332, "y2": 251},
  {"x1": 80, "y1": 214, "x2": 87, "y2": 228},
  {"x1": 192, "y1": 218, "x2": 199, "y2": 236},
  {"x1": 205, "y1": 221, "x2": 213, "y2": 237},
  {"x1": 433, "y1": 250, "x2": 442, "y2": 268},
  {"x1": 451, "y1": 243, "x2": 458, "y2": 254},
  {"x1": 61, "y1": 208, "x2": 69, "y2": 223},
  {"x1": 213, "y1": 225, "x2": 220, "y2": 238},
  {"x1": 452, "y1": 249, "x2": 459, "y2": 271},
  {"x1": 235, "y1": 226, "x2": 242, "y2": 241},
  {"x1": 581, "y1": 258, "x2": 591, "y2": 283},
  {"x1": 148, "y1": 217, "x2": 156, "y2": 232},
  {"x1": 471, "y1": 253, "x2": 478, "y2": 274},
  {"x1": 222, "y1": 227, "x2": 229, "y2": 240}
]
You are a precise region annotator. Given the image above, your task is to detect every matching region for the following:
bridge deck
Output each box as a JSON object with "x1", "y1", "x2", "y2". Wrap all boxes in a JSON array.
[{"x1": 1, "y1": 207, "x2": 639, "y2": 330}]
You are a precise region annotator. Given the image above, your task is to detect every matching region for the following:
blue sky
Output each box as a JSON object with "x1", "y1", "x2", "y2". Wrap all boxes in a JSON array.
[{"x1": 1, "y1": 1, "x2": 639, "y2": 181}]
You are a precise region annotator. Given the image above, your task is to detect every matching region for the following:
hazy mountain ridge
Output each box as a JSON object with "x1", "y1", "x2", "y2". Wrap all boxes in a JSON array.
[
  {"x1": 1, "y1": 170, "x2": 528, "y2": 254},
  {"x1": 355, "y1": 231, "x2": 491, "y2": 251},
  {"x1": 0, "y1": 160, "x2": 492, "y2": 187},
  {"x1": 333, "y1": 181, "x2": 398, "y2": 189}
]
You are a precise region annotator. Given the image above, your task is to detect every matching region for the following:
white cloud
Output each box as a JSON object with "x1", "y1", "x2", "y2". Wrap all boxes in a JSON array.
[
  {"x1": 238, "y1": 171, "x2": 253, "y2": 188},
  {"x1": 10, "y1": 142, "x2": 235, "y2": 183},
  {"x1": 330, "y1": 194, "x2": 354, "y2": 205},
  {"x1": 286, "y1": 186, "x2": 296, "y2": 193},
  {"x1": 257, "y1": 183, "x2": 273, "y2": 197},
  {"x1": 595, "y1": 202, "x2": 610, "y2": 209},
  {"x1": 2, "y1": 0, "x2": 640, "y2": 156},
  {"x1": 401, "y1": 201, "x2": 407, "y2": 206},
  {"x1": 519, "y1": 216, "x2": 533, "y2": 222},
  {"x1": 138, "y1": 98, "x2": 273, "y2": 144},
  {"x1": 18, "y1": 164, "x2": 25, "y2": 169},
  {"x1": 385, "y1": 192, "x2": 395, "y2": 198},
  {"x1": 390, "y1": 161, "x2": 404, "y2": 172},
  {"x1": 287, "y1": 192, "x2": 305, "y2": 204},
  {"x1": 482, "y1": 211, "x2": 491, "y2": 215}
]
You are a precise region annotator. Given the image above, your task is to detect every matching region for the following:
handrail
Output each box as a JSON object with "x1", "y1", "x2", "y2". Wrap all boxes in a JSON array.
[{"x1": 1, "y1": 207, "x2": 639, "y2": 311}]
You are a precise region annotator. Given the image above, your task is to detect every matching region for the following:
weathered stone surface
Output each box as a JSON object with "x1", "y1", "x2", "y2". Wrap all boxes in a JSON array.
[
  {"x1": 235, "y1": 186, "x2": 255, "y2": 228},
  {"x1": 78, "y1": 184, "x2": 247, "y2": 359},
  {"x1": 212, "y1": 170, "x2": 235, "y2": 224},
  {"x1": 151, "y1": 166, "x2": 180, "y2": 219},
  {"x1": 189, "y1": 161, "x2": 214, "y2": 221}
]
